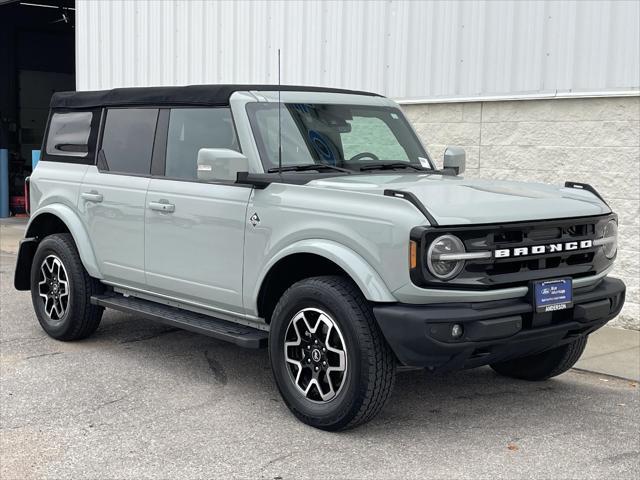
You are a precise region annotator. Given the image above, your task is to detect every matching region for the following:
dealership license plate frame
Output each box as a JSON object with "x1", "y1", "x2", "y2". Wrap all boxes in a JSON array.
[{"x1": 532, "y1": 278, "x2": 573, "y2": 313}]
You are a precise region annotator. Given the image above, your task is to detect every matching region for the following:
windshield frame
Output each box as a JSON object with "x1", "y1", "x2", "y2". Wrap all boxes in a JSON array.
[{"x1": 246, "y1": 102, "x2": 434, "y2": 173}]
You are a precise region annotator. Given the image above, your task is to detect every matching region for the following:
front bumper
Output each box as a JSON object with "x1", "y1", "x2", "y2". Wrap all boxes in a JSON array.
[{"x1": 373, "y1": 277, "x2": 625, "y2": 370}]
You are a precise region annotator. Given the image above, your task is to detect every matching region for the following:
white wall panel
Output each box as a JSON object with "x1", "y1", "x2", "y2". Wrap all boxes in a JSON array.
[{"x1": 76, "y1": 0, "x2": 640, "y2": 101}]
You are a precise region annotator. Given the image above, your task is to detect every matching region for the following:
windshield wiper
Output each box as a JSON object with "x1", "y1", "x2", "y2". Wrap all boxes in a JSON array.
[
  {"x1": 268, "y1": 164, "x2": 351, "y2": 174},
  {"x1": 358, "y1": 162, "x2": 427, "y2": 172}
]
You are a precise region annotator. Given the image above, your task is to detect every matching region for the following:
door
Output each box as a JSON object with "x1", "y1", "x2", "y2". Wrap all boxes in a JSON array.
[
  {"x1": 79, "y1": 108, "x2": 158, "y2": 288},
  {"x1": 144, "y1": 107, "x2": 251, "y2": 315}
]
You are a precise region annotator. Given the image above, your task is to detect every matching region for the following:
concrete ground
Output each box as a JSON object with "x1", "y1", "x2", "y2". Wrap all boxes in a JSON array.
[
  {"x1": 1, "y1": 217, "x2": 639, "y2": 479},
  {"x1": 576, "y1": 328, "x2": 640, "y2": 382}
]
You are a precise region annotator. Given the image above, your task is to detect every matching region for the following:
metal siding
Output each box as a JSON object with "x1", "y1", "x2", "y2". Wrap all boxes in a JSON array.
[{"x1": 76, "y1": 0, "x2": 639, "y2": 100}]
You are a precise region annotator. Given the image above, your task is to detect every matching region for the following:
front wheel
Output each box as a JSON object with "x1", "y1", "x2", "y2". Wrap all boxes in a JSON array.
[
  {"x1": 490, "y1": 336, "x2": 588, "y2": 381},
  {"x1": 269, "y1": 276, "x2": 396, "y2": 431}
]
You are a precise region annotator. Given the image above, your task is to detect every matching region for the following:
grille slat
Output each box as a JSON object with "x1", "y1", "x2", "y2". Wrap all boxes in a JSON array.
[{"x1": 475, "y1": 224, "x2": 598, "y2": 281}]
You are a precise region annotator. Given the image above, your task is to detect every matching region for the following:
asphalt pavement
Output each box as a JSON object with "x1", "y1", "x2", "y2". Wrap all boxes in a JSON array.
[{"x1": 1, "y1": 223, "x2": 639, "y2": 479}]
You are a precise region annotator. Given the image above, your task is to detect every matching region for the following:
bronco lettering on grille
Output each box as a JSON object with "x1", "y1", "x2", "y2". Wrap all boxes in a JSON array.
[{"x1": 494, "y1": 240, "x2": 593, "y2": 258}]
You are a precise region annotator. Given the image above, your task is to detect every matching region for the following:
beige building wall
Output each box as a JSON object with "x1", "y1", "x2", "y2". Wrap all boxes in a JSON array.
[{"x1": 402, "y1": 96, "x2": 640, "y2": 329}]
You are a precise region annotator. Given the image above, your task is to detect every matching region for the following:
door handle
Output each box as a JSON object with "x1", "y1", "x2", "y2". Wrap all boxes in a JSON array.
[
  {"x1": 149, "y1": 201, "x2": 175, "y2": 213},
  {"x1": 81, "y1": 192, "x2": 103, "y2": 203}
]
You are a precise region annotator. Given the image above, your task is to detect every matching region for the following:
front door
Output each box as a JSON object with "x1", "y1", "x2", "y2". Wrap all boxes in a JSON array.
[{"x1": 144, "y1": 107, "x2": 250, "y2": 315}]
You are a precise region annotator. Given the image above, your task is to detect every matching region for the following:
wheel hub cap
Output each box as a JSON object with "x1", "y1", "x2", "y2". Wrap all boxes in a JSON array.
[
  {"x1": 284, "y1": 308, "x2": 348, "y2": 403},
  {"x1": 38, "y1": 255, "x2": 70, "y2": 321},
  {"x1": 311, "y1": 348, "x2": 322, "y2": 362}
]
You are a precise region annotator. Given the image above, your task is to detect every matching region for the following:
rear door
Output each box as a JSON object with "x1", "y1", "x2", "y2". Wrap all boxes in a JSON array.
[
  {"x1": 144, "y1": 107, "x2": 251, "y2": 315},
  {"x1": 79, "y1": 108, "x2": 158, "y2": 289}
]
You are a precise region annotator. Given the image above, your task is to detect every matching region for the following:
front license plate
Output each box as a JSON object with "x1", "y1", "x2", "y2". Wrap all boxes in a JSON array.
[{"x1": 533, "y1": 278, "x2": 573, "y2": 313}]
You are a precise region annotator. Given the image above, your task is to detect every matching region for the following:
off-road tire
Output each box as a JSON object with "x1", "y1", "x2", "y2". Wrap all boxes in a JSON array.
[
  {"x1": 269, "y1": 276, "x2": 396, "y2": 431},
  {"x1": 30, "y1": 233, "x2": 104, "y2": 340},
  {"x1": 490, "y1": 336, "x2": 588, "y2": 381}
]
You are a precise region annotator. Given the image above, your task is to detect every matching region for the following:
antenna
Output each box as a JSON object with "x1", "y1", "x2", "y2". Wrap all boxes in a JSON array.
[{"x1": 277, "y1": 48, "x2": 282, "y2": 173}]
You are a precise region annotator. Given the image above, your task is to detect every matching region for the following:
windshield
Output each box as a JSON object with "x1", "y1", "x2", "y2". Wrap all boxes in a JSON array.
[{"x1": 246, "y1": 103, "x2": 431, "y2": 172}]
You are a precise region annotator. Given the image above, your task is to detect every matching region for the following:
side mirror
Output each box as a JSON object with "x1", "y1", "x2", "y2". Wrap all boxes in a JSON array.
[
  {"x1": 197, "y1": 148, "x2": 249, "y2": 182},
  {"x1": 443, "y1": 146, "x2": 466, "y2": 175}
]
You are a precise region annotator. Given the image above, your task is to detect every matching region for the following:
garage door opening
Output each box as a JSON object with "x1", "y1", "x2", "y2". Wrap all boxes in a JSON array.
[{"x1": 0, "y1": 0, "x2": 76, "y2": 217}]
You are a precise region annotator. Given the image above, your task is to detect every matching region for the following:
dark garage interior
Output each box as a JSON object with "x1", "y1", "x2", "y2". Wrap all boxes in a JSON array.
[{"x1": 0, "y1": 0, "x2": 75, "y2": 216}]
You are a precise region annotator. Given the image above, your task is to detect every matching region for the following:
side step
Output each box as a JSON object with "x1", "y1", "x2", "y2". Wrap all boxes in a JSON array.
[{"x1": 91, "y1": 293, "x2": 268, "y2": 348}]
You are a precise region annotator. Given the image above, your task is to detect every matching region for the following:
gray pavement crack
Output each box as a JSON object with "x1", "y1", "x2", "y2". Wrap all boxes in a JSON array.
[
  {"x1": 92, "y1": 392, "x2": 134, "y2": 412},
  {"x1": 600, "y1": 450, "x2": 639, "y2": 464},
  {"x1": 204, "y1": 350, "x2": 228, "y2": 385},
  {"x1": 259, "y1": 452, "x2": 294, "y2": 475},
  {"x1": 24, "y1": 351, "x2": 63, "y2": 360},
  {"x1": 120, "y1": 327, "x2": 180, "y2": 344}
]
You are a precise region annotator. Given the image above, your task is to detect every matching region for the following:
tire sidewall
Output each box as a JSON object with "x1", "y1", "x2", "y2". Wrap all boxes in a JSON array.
[
  {"x1": 30, "y1": 236, "x2": 86, "y2": 339},
  {"x1": 269, "y1": 280, "x2": 370, "y2": 429},
  {"x1": 491, "y1": 336, "x2": 587, "y2": 381}
]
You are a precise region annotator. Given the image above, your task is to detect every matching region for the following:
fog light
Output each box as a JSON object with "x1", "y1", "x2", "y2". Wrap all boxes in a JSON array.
[{"x1": 451, "y1": 324, "x2": 463, "y2": 339}]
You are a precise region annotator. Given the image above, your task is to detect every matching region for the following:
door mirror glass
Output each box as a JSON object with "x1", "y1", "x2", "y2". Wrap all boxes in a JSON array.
[
  {"x1": 443, "y1": 146, "x2": 466, "y2": 175},
  {"x1": 197, "y1": 148, "x2": 249, "y2": 182}
]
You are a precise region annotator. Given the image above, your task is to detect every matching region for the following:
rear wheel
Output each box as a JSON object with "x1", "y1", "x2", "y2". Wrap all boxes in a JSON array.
[
  {"x1": 269, "y1": 276, "x2": 396, "y2": 431},
  {"x1": 490, "y1": 336, "x2": 588, "y2": 381},
  {"x1": 30, "y1": 233, "x2": 104, "y2": 341}
]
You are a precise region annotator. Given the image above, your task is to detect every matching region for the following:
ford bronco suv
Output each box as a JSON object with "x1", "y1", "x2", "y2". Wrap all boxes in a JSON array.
[{"x1": 15, "y1": 85, "x2": 625, "y2": 431}]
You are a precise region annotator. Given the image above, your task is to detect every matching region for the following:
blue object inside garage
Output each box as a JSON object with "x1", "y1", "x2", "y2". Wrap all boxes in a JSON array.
[
  {"x1": 32, "y1": 150, "x2": 40, "y2": 170},
  {"x1": 0, "y1": 148, "x2": 8, "y2": 218}
]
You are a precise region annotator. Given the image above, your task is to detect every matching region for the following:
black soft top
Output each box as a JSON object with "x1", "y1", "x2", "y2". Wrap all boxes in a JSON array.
[{"x1": 50, "y1": 84, "x2": 381, "y2": 109}]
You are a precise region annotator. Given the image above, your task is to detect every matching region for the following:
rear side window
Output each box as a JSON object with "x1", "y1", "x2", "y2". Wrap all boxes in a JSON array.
[
  {"x1": 44, "y1": 110, "x2": 99, "y2": 162},
  {"x1": 100, "y1": 108, "x2": 158, "y2": 175},
  {"x1": 165, "y1": 108, "x2": 239, "y2": 180}
]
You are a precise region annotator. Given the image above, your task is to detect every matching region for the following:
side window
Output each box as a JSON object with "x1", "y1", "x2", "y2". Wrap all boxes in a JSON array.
[
  {"x1": 100, "y1": 108, "x2": 158, "y2": 175},
  {"x1": 341, "y1": 116, "x2": 409, "y2": 162},
  {"x1": 165, "y1": 108, "x2": 238, "y2": 180},
  {"x1": 45, "y1": 111, "x2": 95, "y2": 159}
]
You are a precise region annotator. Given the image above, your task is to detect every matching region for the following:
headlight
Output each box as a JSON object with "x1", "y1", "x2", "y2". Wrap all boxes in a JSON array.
[
  {"x1": 596, "y1": 219, "x2": 618, "y2": 259},
  {"x1": 427, "y1": 234, "x2": 466, "y2": 280}
]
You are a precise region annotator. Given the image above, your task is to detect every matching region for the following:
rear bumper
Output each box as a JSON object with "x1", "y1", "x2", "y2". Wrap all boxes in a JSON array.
[{"x1": 373, "y1": 277, "x2": 625, "y2": 370}]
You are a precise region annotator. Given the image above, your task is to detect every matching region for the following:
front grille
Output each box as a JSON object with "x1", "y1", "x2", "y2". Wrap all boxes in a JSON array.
[{"x1": 410, "y1": 214, "x2": 615, "y2": 290}]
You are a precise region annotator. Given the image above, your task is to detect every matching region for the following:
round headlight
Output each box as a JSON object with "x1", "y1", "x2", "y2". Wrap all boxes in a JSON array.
[
  {"x1": 602, "y1": 220, "x2": 618, "y2": 259},
  {"x1": 427, "y1": 234, "x2": 466, "y2": 280}
]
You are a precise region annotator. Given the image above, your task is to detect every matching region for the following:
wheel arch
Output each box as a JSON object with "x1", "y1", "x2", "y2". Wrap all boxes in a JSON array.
[
  {"x1": 254, "y1": 240, "x2": 395, "y2": 323},
  {"x1": 15, "y1": 205, "x2": 102, "y2": 290}
]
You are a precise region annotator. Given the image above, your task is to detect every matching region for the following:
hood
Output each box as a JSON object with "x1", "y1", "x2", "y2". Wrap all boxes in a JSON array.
[{"x1": 307, "y1": 173, "x2": 611, "y2": 225}]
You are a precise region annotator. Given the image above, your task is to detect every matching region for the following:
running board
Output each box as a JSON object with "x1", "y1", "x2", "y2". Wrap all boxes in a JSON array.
[{"x1": 91, "y1": 293, "x2": 268, "y2": 348}]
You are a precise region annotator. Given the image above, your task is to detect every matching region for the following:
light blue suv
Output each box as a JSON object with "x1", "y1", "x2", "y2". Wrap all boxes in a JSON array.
[{"x1": 15, "y1": 85, "x2": 625, "y2": 430}]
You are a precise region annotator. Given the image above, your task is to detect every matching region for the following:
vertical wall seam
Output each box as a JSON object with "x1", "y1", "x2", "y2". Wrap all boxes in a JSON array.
[{"x1": 478, "y1": 101, "x2": 484, "y2": 170}]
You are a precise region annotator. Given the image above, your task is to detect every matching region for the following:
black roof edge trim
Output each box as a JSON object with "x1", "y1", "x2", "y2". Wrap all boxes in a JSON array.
[
  {"x1": 384, "y1": 189, "x2": 439, "y2": 226},
  {"x1": 565, "y1": 181, "x2": 610, "y2": 207}
]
